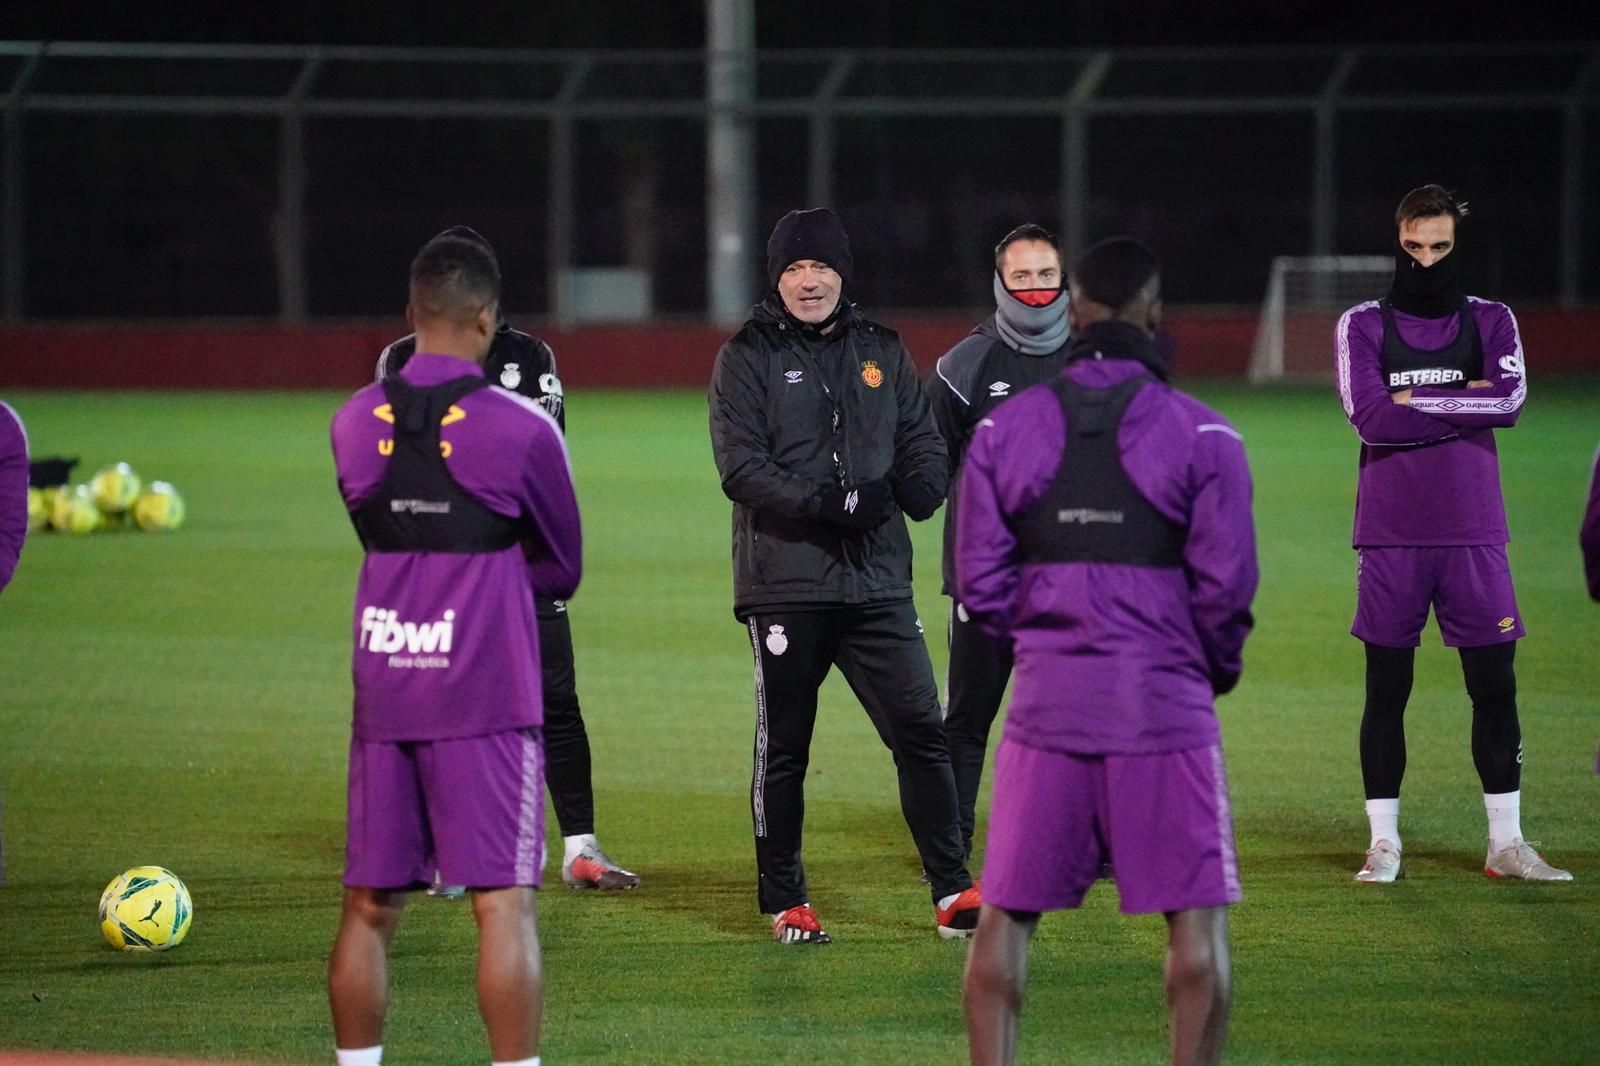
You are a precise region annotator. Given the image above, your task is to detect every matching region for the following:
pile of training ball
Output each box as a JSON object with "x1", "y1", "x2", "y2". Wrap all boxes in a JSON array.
[{"x1": 27, "y1": 462, "x2": 185, "y2": 535}]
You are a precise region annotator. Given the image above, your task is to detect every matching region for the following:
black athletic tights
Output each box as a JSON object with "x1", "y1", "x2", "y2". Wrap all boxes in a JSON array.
[{"x1": 1359, "y1": 641, "x2": 1522, "y2": 799}]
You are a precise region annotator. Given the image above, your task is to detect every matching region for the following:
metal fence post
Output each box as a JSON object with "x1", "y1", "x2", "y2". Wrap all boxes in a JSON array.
[
  {"x1": 547, "y1": 56, "x2": 590, "y2": 327},
  {"x1": 2, "y1": 45, "x2": 43, "y2": 325},
  {"x1": 706, "y1": 0, "x2": 757, "y2": 327},
  {"x1": 1561, "y1": 49, "x2": 1599, "y2": 308},
  {"x1": 808, "y1": 53, "x2": 855, "y2": 210},
  {"x1": 1061, "y1": 52, "x2": 1109, "y2": 258},
  {"x1": 277, "y1": 53, "x2": 320, "y2": 325},
  {"x1": 1312, "y1": 51, "x2": 1357, "y2": 261}
]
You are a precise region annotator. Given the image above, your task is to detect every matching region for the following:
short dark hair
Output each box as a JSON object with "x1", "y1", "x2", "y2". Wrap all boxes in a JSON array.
[
  {"x1": 436, "y1": 224, "x2": 496, "y2": 253},
  {"x1": 1395, "y1": 184, "x2": 1470, "y2": 229},
  {"x1": 994, "y1": 223, "x2": 1061, "y2": 273},
  {"x1": 408, "y1": 233, "x2": 501, "y2": 325},
  {"x1": 1068, "y1": 236, "x2": 1161, "y2": 312}
]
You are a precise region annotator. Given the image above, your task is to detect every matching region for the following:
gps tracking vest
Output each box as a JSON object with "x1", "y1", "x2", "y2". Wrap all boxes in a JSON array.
[
  {"x1": 1377, "y1": 298, "x2": 1483, "y2": 394},
  {"x1": 1014, "y1": 375, "x2": 1187, "y2": 567},
  {"x1": 352, "y1": 376, "x2": 526, "y2": 553}
]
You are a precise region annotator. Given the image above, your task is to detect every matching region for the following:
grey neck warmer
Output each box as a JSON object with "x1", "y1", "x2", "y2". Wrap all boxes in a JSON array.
[{"x1": 992, "y1": 273, "x2": 1069, "y2": 355}]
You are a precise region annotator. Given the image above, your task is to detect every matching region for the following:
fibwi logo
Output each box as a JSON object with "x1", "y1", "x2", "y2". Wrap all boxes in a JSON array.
[{"x1": 360, "y1": 606, "x2": 456, "y2": 668}]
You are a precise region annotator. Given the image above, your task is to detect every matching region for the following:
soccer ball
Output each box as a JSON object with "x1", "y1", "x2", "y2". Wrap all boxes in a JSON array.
[
  {"x1": 27, "y1": 487, "x2": 47, "y2": 532},
  {"x1": 90, "y1": 462, "x2": 142, "y2": 514},
  {"x1": 99, "y1": 866, "x2": 192, "y2": 952},
  {"x1": 50, "y1": 485, "x2": 103, "y2": 535},
  {"x1": 132, "y1": 481, "x2": 185, "y2": 532}
]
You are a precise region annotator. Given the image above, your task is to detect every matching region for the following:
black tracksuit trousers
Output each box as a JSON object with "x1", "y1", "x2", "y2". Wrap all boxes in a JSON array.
[
  {"x1": 942, "y1": 600, "x2": 1014, "y2": 861},
  {"x1": 537, "y1": 602, "x2": 594, "y2": 838},
  {"x1": 744, "y1": 600, "x2": 973, "y2": 914}
]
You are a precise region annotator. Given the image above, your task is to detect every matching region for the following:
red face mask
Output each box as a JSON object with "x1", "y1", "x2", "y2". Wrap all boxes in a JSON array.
[{"x1": 1008, "y1": 287, "x2": 1064, "y2": 308}]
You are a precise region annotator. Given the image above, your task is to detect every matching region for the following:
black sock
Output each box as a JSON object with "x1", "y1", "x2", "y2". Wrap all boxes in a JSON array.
[{"x1": 1360, "y1": 643, "x2": 1415, "y2": 799}]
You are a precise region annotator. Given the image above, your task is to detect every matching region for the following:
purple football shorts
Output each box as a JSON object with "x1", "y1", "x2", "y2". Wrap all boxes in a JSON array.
[
  {"x1": 1352, "y1": 544, "x2": 1524, "y2": 648},
  {"x1": 343, "y1": 728, "x2": 545, "y2": 891},
  {"x1": 982, "y1": 738, "x2": 1242, "y2": 915}
]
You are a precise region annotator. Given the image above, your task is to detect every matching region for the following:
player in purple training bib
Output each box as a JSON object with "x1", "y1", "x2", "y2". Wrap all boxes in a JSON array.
[
  {"x1": 1584, "y1": 444, "x2": 1600, "y2": 605},
  {"x1": 327, "y1": 232, "x2": 582, "y2": 1066},
  {"x1": 957, "y1": 239, "x2": 1258, "y2": 1066},
  {"x1": 0, "y1": 399, "x2": 27, "y2": 884},
  {"x1": 1336, "y1": 185, "x2": 1570, "y2": 885}
]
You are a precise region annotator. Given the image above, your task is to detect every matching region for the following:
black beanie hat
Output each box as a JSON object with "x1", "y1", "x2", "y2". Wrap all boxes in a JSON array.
[{"x1": 766, "y1": 208, "x2": 852, "y2": 288}]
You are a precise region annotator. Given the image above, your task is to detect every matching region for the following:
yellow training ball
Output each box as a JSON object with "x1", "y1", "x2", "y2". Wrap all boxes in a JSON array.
[
  {"x1": 132, "y1": 482, "x2": 185, "y2": 532},
  {"x1": 99, "y1": 866, "x2": 193, "y2": 952},
  {"x1": 90, "y1": 462, "x2": 143, "y2": 514}
]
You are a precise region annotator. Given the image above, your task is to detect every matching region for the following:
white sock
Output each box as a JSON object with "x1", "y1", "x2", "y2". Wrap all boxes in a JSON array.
[
  {"x1": 563, "y1": 833, "x2": 598, "y2": 863},
  {"x1": 1485, "y1": 790, "x2": 1522, "y2": 852},
  {"x1": 1365, "y1": 798, "x2": 1401, "y2": 851},
  {"x1": 335, "y1": 1047, "x2": 382, "y2": 1066},
  {"x1": 491, "y1": 1058, "x2": 539, "y2": 1066}
]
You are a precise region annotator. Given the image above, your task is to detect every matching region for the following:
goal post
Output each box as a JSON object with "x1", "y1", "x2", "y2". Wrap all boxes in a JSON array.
[{"x1": 1248, "y1": 256, "x2": 1393, "y2": 383}]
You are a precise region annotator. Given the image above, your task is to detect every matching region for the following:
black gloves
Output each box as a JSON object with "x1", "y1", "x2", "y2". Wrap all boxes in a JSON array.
[
  {"x1": 890, "y1": 473, "x2": 943, "y2": 522},
  {"x1": 814, "y1": 478, "x2": 895, "y2": 531},
  {"x1": 1210, "y1": 669, "x2": 1241, "y2": 697}
]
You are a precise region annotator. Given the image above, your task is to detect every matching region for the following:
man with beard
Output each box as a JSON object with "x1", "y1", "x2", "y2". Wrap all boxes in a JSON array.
[
  {"x1": 708, "y1": 208, "x2": 981, "y2": 944},
  {"x1": 926, "y1": 223, "x2": 1073, "y2": 863},
  {"x1": 1336, "y1": 184, "x2": 1569, "y2": 883}
]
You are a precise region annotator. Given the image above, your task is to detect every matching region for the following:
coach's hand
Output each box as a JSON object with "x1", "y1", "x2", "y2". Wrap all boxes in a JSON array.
[
  {"x1": 889, "y1": 473, "x2": 942, "y2": 522},
  {"x1": 814, "y1": 479, "x2": 895, "y2": 531}
]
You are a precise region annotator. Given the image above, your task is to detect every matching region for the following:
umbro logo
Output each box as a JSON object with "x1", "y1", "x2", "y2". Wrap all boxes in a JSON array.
[
  {"x1": 989, "y1": 381, "x2": 1011, "y2": 397},
  {"x1": 785, "y1": 370, "x2": 804, "y2": 384}
]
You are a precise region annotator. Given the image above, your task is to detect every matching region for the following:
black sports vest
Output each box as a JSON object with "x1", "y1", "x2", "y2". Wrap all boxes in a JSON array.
[
  {"x1": 351, "y1": 376, "x2": 525, "y2": 553},
  {"x1": 1377, "y1": 299, "x2": 1483, "y2": 394},
  {"x1": 1014, "y1": 375, "x2": 1187, "y2": 567}
]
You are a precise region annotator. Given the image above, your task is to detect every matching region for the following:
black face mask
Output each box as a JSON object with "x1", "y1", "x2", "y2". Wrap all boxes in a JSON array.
[{"x1": 1388, "y1": 241, "x2": 1463, "y2": 319}]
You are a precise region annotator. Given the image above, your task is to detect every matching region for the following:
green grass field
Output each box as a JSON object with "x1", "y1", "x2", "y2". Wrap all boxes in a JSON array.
[{"x1": 1, "y1": 382, "x2": 1597, "y2": 1065}]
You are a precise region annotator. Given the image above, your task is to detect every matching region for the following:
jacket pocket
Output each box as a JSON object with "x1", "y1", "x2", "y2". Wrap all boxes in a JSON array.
[{"x1": 752, "y1": 511, "x2": 839, "y2": 593}]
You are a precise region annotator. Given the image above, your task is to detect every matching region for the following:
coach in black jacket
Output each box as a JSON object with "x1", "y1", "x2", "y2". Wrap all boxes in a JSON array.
[{"x1": 709, "y1": 208, "x2": 980, "y2": 945}]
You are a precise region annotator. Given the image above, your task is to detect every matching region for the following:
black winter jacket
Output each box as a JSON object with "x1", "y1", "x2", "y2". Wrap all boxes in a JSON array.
[
  {"x1": 926, "y1": 316, "x2": 1071, "y2": 594},
  {"x1": 708, "y1": 294, "x2": 948, "y2": 619}
]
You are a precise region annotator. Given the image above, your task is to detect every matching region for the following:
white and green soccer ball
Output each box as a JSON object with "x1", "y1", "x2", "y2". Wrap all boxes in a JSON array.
[
  {"x1": 99, "y1": 865, "x2": 193, "y2": 952},
  {"x1": 132, "y1": 481, "x2": 185, "y2": 532},
  {"x1": 90, "y1": 462, "x2": 142, "y2": 514}
]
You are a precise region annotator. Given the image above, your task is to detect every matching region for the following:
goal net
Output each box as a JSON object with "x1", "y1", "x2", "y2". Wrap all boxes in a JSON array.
[{"x1": 1248, "y1": 256, "x2": 1392, "y2": 383}]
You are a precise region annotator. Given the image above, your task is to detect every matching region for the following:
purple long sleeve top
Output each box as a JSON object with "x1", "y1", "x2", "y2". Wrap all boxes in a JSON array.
[
  {"x1": 1583, "y1": 443, "x2": 1600, "y2": 602},
  {"x1": 0, "y1": 402, "x2": 27, "y2": 593},
  {"x1": 1336, "y1": 297, "x2": 1526, "y2": 547},
  {"x1": 955, "y1": 358, "x2": 1258, "y2": 756},
  {"x1": 330, "y1": 355, "x2": 582, "y2": 742}
]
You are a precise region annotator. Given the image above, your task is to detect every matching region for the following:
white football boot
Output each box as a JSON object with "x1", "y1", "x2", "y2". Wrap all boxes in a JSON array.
[
  {"x1": 1354, "y1": 840, "x2": 1404, "y2": 883},
  {"x1": 1484, "y1": 839, "x2": 1573, "y2": 882}
]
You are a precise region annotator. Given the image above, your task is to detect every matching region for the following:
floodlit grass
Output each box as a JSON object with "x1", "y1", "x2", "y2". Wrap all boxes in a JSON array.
[{"x1": 1, "y1": 382, "x2": 1597, "y2": 1064}]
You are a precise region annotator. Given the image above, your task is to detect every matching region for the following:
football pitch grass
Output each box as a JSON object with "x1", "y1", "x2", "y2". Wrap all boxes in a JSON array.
[{"x1": 1, "y1": 382, "x2": 1597, "y2": 1065}]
